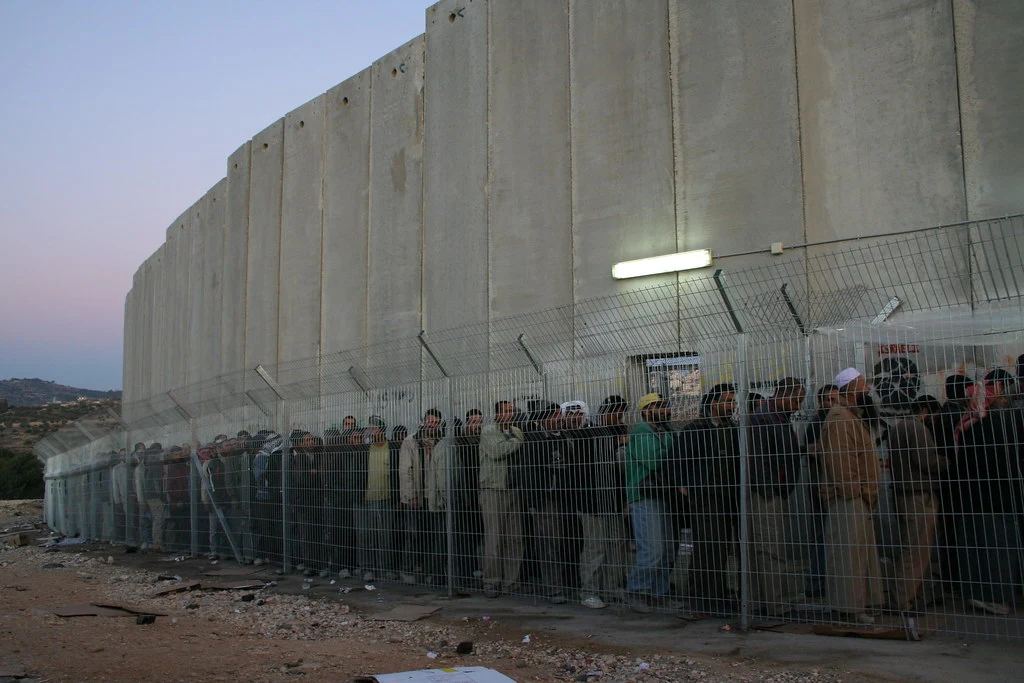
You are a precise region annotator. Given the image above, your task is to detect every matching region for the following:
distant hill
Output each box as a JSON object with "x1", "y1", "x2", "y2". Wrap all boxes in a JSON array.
[{"x1": 0, "y1": 378, "x2": 121, "y2": 407}]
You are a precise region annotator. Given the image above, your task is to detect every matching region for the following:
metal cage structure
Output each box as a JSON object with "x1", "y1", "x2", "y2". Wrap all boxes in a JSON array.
[{"x1": 36, "y1": 214, "x2": 1024, "y2": 640}]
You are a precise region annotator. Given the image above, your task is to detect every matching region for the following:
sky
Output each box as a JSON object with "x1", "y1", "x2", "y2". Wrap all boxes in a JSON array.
[{"x1": 0, "y1": 0, "x2": 431, "y2": 391}]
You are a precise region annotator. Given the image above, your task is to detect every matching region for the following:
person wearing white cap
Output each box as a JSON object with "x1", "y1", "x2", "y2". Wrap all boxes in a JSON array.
[{"x1": 819, "y1": 367, "x2": 885, "y2": 624}]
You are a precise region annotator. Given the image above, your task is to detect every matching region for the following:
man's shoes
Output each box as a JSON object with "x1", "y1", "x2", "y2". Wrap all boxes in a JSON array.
[
  {"x1": 483, "y1": 585, "x2": 500, "y2": 599},
  {"x1": 337, "y1": 568, "x2": 352, "y2": 579},
  {"x1": 853, "y1": 613, "x2": 875, "y2": 625},
  {"x1": 384, "y1": 571, "x2": 399, "y2": 581},
  {"x1": 362, "y1": 571, "x2": 375, "y2": 582},
  {"x1": 296, "y1": 563, "x2": 306, "y2": 572},
  {"x1": 548, "y1": 593, "x2": 568, "y2": 605},
  {"x1": 400, "y1": 572, "x2": 417, "y2": 585},
  {"x1": 318, "y1": 570, "x2": 330, "y2": 579},
  {"x1": 969, "y1": 598, "x2": 1010, "y2": 616},
  {"x1": 303, "y1": 568, "x2": 316, "y2": 577},
  {"x1": 581, "y1": 594, "x2": 607, "y2": 609},
  {"x1": 627, "y1": 593, "x2": 653, "y2": 614}
]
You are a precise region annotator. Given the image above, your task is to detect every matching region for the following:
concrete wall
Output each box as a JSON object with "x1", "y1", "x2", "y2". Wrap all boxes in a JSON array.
[{"x1": 123, "y1": 0, "x2": 1024, "y2": 408}]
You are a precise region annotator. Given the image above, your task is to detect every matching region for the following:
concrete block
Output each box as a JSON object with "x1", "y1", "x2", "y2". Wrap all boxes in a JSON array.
[
  {"x1": 569, "y1": 0, "x2": 677, "y2": 361},
  {"x1": 278, "y1": 96, "x2": 325, "y2": 374},
  {"x1": 199, "y1": 179, "x2": 227, "y2": 402},
  {"x1": 186, "y1": 196, "x2": 208, "y2": 391},
  {"x1": 169, "y1": 209, "x2": 191, "y2": 394},
  {"x1": 423, "y1": 0, "x2": 488, "y2": 334},
  {"x1": 322, "y1": 69, "x2": 371, "y2": 361},
  {"x1": 489, "y1": 0, "x2": 572, "y2": 370},
  {"x1": 367, "y1": 37, "x2": 425, "y2": 383},
  {"x1": 122, "y1": 290, "x2": 134, "y2": 407},
  {"x1": 155, "y1": 234, "x2": 174, "y2": 396},
  {"x1": 244, "y1": 119, "x2": 284, "y2": 389},
  {"x1": 672, "y1": 0, "x2": 804, "y2": 254},
  {"x1": 953, "y1": 0, "x2": 1024, "y2": 219},
  {"x1": 221, "y1": 142, "x2": 251, "y2": 379},
  {"x1": 571, "y1": 0, "x2": 676, "y2": 297},
  {"x1": 489, "y1": 0, "x2": 571, "y2": 317},
  {"x1": 795, "y1": 0, "x2": 966, "y2": 240}
]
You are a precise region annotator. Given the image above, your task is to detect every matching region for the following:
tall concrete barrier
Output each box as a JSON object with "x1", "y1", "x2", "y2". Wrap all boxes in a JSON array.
[{"x1": 221, "y1": 143, "x2": 251, "y2": 381}]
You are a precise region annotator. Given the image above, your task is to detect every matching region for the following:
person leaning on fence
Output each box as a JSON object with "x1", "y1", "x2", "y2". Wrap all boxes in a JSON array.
[
  {"x1": 521, "y1": 402, "x2": 574, "y2": 604},
  {"x1": 163, "y1": 445, "x2": 190, "y2": 551},
  {"x1": 289, "y1": 432, "x2": 324, "y2": 575},
  {"x1": 933, "y1": 374, "x2": 975, "y2": 587},
  {"x1": 950, "y1": 369, "x2": 1023, "y2": 616},
  {"x1": 478, "y1": 401, "x2": 526, "y2": 598},
  {"x1": 819, "y1": 368, "x2": 885, "y2": 625},
  {"x1": 351, "y1": 416, "x2": 397, "y2": 582},
  {"x1": 399, "y1": 408, "x2": 449, "y2": 585},
  {"x1": 748, "y1": 377, "x2": 805, "y2": 617},
  {"x1": 803, "y1": 383, "x2": 839, "y2": 598},
  {"x1": 138, "y1": 443, "x2": 167, "y2": 552},
  {"x1": 251, "y1": 432, "x2": 283, "y2": 565},
  {"x1": 624, "y1": 392, "x2": 679, "y2": 613},
  {"x1": 679, "y1": 384, "x2": 740, "y2": 615},
  {"x1": 572, "y1": 396, "x2": 630, "y2": 609},
  {"x1": 200, "y1": 443, "x2": 231, "y2": 559},
  {"x1": 453, "y1": 411, "x2": 485, "y2": 586},
  {"x1": 885, "y1": 394, "x2": 946, "y2": 613}
]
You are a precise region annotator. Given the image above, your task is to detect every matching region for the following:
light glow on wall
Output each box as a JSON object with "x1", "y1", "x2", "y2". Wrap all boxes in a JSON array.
[{"x1": 611, "y1": 249, "x2": 713, "y2": 280}]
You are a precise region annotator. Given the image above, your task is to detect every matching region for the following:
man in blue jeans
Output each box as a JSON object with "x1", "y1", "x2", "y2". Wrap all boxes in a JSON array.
[{"x1": 624, "y1": 393, "x2": 679, "y2": 613}]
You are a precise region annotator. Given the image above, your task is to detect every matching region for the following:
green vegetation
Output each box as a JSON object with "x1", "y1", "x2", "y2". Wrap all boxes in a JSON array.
[
  {"x1": 0, "y1": 378, "x2": 121, "y2": 407},
  {"x1": 0, "y1": 447, "x2": 44, "y2": 499}
]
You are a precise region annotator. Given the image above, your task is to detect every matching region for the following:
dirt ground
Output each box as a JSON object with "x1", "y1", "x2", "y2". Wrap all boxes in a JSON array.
[{"x1": 0, "y1": 501, "x2": 1018, "y2": 682}]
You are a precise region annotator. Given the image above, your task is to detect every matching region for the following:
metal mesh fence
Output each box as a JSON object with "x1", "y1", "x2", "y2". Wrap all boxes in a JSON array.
[{"x1": 35, "y1": 214, "x2": 1024, "y2": 639}]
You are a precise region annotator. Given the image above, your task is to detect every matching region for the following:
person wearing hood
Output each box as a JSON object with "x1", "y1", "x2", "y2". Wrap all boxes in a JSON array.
[
  {"x1": 399, "y1": 408, "x2": 450, "y2": 585},
  {"x1": 819, "y1": 368, "x2": 885, "y2": 624}
]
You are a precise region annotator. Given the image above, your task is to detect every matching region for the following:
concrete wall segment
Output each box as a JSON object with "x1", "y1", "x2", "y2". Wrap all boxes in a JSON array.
[
  {"x1": 672, "y1": 0, "x2": 804, "y2": 255},
  {"x1": 570, "y1": 0, "x2": 676, "y2": 299},
  {"x1": 423, "y1": 0, "x2": 488, "y2": 333},
  {"x1": 422, "y1": 0, "x2": 490, "y2": 375},
  {"x1": 953, "y1": 0, "x2": 1024, "y2": 220},
  {"x1": 222, "y1": 142, "x2": 251, "y2": 379},
  {"x1": 278, "y1": 95, "x2": 326, "y2": 370},
  {"x1": 199, "y1": 180, "x2": 227, "y2": 401},
  {"x1": 488, "y1": 0, "x2": 572, "y2": 318},
  {"x1": 795, "y1": 0, "x2": 967, "y2": 241},
  {"x1": 367, "y1": 37, "x2": 425, "y2": 379},
  {"x1": 186, "y1": 195, "x2": 208, "y2": 390},
  {"x1": 243, "y1": 119, "x2": 284, "y2": 389},
  {"x1": 322, "y1": 70, "x2": 372, "y2": 358}
]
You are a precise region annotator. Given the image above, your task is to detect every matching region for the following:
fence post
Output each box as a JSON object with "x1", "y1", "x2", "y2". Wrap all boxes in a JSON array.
[
  {"x1": 255, "y1": 365, "x2": 291, "y2": 573},
  {"x1": 736, "y1": 334, "x2": 751, "y2": 631}
]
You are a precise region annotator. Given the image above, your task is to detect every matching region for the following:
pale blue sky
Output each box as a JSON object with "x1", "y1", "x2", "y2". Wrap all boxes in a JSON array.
[{"x1": 0, "y1": 0, "x2": 431, "y2": 390}]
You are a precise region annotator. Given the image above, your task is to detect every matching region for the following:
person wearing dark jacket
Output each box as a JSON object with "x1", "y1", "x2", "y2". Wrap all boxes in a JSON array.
[
  {"x1": 748, "y1": 378, "x2": 805, "y2": 616},
  {"x1": 951, "y1": 370, "x2": 1023, "y2": 615},
  {"x1": 572, "y1": 396, "x2": 630, "y2": 609},
  {"x1": 163, "y1": 445, "x2": 190, "y2": 551},
  {"x1": 290, "y1": 431, "x2": 323, "y2": 574},
  {"x1": 680, "y1": 384, "x2": 740, "y2": 613},
  {"x1": 521, "y1": 402, "x2": 573, "y2": 603},
  {"x1": 454, "y1": 411, "x2": 484, "y2": 586}
]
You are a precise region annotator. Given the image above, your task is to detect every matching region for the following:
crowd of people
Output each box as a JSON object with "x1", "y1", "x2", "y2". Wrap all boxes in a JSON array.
[{"x1": 60, "y1": 364, "x2": 1023, "y2": 622}]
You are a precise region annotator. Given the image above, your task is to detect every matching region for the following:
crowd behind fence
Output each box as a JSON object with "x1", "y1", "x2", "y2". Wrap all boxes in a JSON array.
[{"x1": 36, "y1": 215, "x2": 1024, "y2": 640}]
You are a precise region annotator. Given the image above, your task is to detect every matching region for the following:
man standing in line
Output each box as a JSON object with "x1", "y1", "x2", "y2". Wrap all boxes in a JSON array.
[
  {"x1": 805, "y1": 383, "x2": 839, "y2": 598},
  {"x1": 886, "y1": 395, "x2": 946, "y2": 612},
  {"x1": 624, "y1": 393, "x2": 677, "y2": 613},
  {"x1": 521, "y1": 402, "x2": 573, "y2": 604},
  {"x1": 820, "y1": 368, "x2": 884, "y2": 624},
  {"x1": 454, "y1": 410, "x2": 484, "y2": 586},
  {"x1": 680, "y1": 384, "x2": 739, "y2": 615},
  {"x1": 399, "y1": 409, "x2": 448, "y2": 584},
  {"x1": 749, "y1": 378, "x2": 805, "y2": 617},
  {"x1": 572, "y1": 396, "x2": 630, "y2": 609},
  {"x1": 478, "y1": 401, "x2": 525, "y2": 598}
]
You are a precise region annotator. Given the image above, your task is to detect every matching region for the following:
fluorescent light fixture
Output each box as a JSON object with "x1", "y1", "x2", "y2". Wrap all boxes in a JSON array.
[{"x1": 612, "y1": 249, "x2": 713, "y2": 279}]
